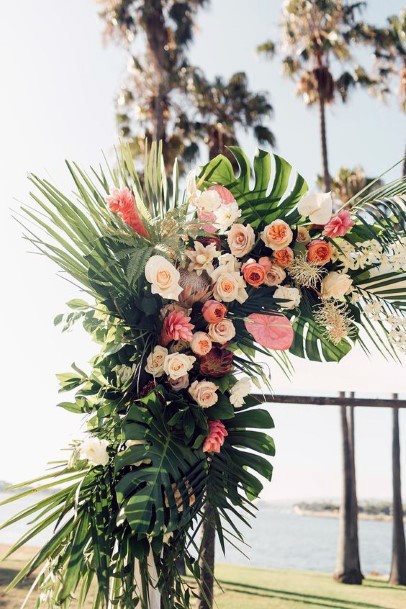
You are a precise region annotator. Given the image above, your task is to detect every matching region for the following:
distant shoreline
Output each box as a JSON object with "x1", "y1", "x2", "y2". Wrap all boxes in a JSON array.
[{"x1": 293, "y1": 507, "x2": 406, "y2": 523}]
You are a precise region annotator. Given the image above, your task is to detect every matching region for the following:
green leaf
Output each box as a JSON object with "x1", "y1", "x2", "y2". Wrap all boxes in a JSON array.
[{"x1": 200, "y1": 147, "x2": 308, "y2": 230}]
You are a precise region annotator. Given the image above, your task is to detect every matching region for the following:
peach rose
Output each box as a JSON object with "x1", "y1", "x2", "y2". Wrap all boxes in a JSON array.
[
  {"x1": 212, "y1": 270, "x2": 248, "y2": 304},
  {"x1": 188, "y1": 380, "x2": 219, "y2": 408},
  {"x1": 263, "y1": 263, "x2": 287, "y2": 287},
  {"x1": 208, "y1": 319, "x2": 236, "y2": 344},
  {"x1": 261, "y1": 220, "x2": 293, "y2": 251},
  {"x1": 145, "y1": 255, "x2": 182, "y2": 300},
  {"x1": 307, "y1": 239, "x2": 333, "y2": 265},
  {"x1": 202, "y1": 300, "x2": 228, "y2": 323},
  {"x1": 296, "y1": 226, "x2": 311, "y2": 244},
  {"x1": 272, "y1": 247, "x2": 294, "y2": 268},
  {"x1": 227, "y1": 223, "x2": 255, "y2": 258},
  {"x1": 242, "y1": 261, "x2": 266, "y2": 288},
  {"x1": 145, "y1": 345, "x2": 168, "y2": 377},
  {"x1": 190, "y1": 332, "x2": 213, "y2": 356},
  {"x1": 163, "y1": 353, "x2": 196, "y2": 380}
]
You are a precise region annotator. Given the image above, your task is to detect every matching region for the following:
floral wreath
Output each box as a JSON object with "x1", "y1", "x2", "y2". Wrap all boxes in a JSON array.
[{"x1": 2, "y1": 144, "x2": 405, "y2": 609}]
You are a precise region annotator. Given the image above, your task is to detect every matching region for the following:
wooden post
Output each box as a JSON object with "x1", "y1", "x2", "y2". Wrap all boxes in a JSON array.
[{"x1": 389, "y1": 393, "x2": 406, "y2": 585}]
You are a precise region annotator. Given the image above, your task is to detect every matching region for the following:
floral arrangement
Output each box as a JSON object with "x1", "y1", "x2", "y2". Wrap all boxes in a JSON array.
[{"x1": 2, "y1": 144, "x2": 405, "y2": 609}]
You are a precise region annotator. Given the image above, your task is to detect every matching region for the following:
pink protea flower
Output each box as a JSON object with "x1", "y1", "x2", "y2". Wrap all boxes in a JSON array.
[
  {"x1": 203, "y1": 420, "x2": 228, "y2": 453},
  {"x1": 160, "y1": 310, "x2": 195, "y2": 346},
  {"x1": 322, "y1": 210, "x2": 354, "y2": 238},
  {"x1": 105, "y1": 187, "x2": 148, "y2": 237}
]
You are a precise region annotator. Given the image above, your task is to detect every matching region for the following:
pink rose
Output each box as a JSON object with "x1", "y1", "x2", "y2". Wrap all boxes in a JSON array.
[
  {"x1": 203, "y1": 420, "x2": 228, "y2": 453},
  {"x1": 189, "y1": 380, "x2": 219, "y2": 408},
  {"x1": 202, "y1": 300, "x2": 228, "y2": 323},
  {"x1": 160, "y1": 310, "x2": 194, "y2": 346},
  {"x1": 169, "y1": 374, "x2": 190, "y2": 392},
  {"x1": 105, "y1": 187, "x2": 148, "y2": 237},
  {"x1": 322, "y1": 210, "x2": 354, "y2": 238}
]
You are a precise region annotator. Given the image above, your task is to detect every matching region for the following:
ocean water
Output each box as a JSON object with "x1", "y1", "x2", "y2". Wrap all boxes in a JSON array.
[{"x1": 0, "y1": 494, "x2": 393, "y2": 576}]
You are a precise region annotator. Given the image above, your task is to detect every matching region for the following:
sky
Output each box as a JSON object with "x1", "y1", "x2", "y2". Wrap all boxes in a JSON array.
[{"x1": 0, "y1": 0, "x2": 405, "y2": 501}]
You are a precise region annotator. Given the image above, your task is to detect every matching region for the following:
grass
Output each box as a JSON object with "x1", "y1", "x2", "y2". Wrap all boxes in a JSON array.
[{"x1": 1, "y1": 546, "x2": 405, "y2": 609}]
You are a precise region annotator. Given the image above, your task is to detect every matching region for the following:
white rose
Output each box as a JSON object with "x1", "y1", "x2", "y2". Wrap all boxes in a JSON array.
[
  {"x1": 189, "y1": 380, "x2": 219, "y2": 408},
  {"x1": 208, "y1": 319, "x2": 236, "y2": 344},
  {"x1": 297, "y1": 192, "x2": 333, "y2": 225},
  {"x1": 145, "y1": 345, "x2": 168, "y2": 377},
  {"x1": 196, "y1": 189, "x2": 222, "y2": 212},
  {"x1": 227, "y1": 223, "x2": 255, "y2": 258},
  {"x1": 214, "y1": 201, "x2": 241, "y2": 230},
  {"x1": 163, "y1": 353, "x2": 196, "y2": 380},
  {"x1": 211, "y1": 269, "x2": 248, "y2": 304},
  {"x1": 230, "y1": 377, "x2": 251, "y2": 408},
  {"x1": 321, "y1": 272, "x2": 353, "y2": 300},
  {"x1": 80, "y1": 438, "x2": 109, "y2": 467},
  {"x1": 274, "y1": 286, "x2": 301, "y2": 310},
  {"x1": 145, "y1": 255, "x2": 182, "y2": 300}
]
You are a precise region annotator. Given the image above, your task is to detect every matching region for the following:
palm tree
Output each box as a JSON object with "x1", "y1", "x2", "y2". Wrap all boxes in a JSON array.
[
  {"x1": 360, "y1": 13, "x2": 406, "y2": 585},
  {"x1": 317, "y1": 165, "x2": 382, "y2": 205},
  {"x1": 259, "y1": 0, "x2": 382, "y2": 191},
  {"x1": 96, "y1": 1, "x2": 274, "y2": 172},
  {"x1": 96, "y1": 0, "x2": 210, "y2": 169}
]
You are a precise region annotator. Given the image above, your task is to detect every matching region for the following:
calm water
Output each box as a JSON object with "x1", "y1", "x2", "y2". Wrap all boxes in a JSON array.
[{"x1": 0, "y1": 494, "x2": 393, "y2": 575}]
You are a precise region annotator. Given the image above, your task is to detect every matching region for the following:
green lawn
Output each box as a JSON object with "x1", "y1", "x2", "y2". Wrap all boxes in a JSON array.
[
  {"x1": 215, "y1": 564, "x2": 406, "y2": 609},
  {"x1": 1, "y1": 547, "x2": 405, "y2": 609}
]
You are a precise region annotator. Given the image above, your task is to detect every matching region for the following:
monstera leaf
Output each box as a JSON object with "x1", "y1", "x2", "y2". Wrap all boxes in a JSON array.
[
  {"x1": 200, "y1": 147, "x2": 308, "y2": 229},
  {"x1": 115, "y1": 392, "x2": 206, "y2": 539},
  {"x1": 290, "y1": 314, "x2": 353, "y2": 362}
]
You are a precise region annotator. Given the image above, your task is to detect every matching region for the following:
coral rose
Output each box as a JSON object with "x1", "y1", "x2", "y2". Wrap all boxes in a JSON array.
[
  {"x1": 272, "y1": 247, "x2": 294, "y2": 268},
  {"x1": 227, "y1": 223, "x2": 255, "y2": 258},
  {"x1": 322, "y1": 210, "x2": 354, "y2": 238},
  {"x1": 261, "y1": 220, "x2": 293, "y2": 251},
  {"x1": 145, "y1": 255, "x2": 183, "y2": 300},
  {"x1": 208, "y1": 319, "x2": 236, "y2": 344},
  {"x1": 307, "y1": 240, "x2": 333, "y2": 265},
  {"x1": 202, "y1": 300, "x2": 227, "y2": 323},
  {"x1": 160, "y1": 310, "x2": 194, "y2": 346},
  {"x1": 242, "y1": 260, "x2": 266, "y2": 288},
  {"x1": 190, "y1": 332, "x2": 213, "y2": 356},
  {"x1": 105, "y1": 187, "x2": 148, "y2": 237},
  {"x1": 203, "y1": 420, "x2": 228, "y2": 453},
  {"x1": 189, "y1": 380, "x2": 219, "y2": 408}
]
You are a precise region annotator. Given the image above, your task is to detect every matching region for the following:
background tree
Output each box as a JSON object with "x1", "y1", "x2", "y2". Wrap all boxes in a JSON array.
[
  {"x1": 259, "y1": 0, "x2": 382, "y2": 191},
  {"x1": 96, "y1": 0, "x2": 274, "y2": 172},
  {"x1": 357, "y1": 10, "x2": 406, "y2": 586},
  {"x1": 317, "y1": 165, "x2": 382, "y2": 205}
]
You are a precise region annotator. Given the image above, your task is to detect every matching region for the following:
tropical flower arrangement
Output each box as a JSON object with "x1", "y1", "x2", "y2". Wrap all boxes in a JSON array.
[{"x1": 1, "y1": 144, "x2": 405, "y2": 609}]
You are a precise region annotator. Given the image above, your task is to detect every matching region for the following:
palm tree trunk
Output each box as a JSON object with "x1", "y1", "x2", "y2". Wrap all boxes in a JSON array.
[
  {"x1": 334, "y1": 394, "x2": 363, "y2": 584},
  {"x1": 318, "y1": 96, "x2": 331, "y2": 192},
  {"x1": 197, "y1": 503, "x2": 216, "y2": 609},
  {"x1": 389, "y1": 395, "x2": 406, "y2": 585}
]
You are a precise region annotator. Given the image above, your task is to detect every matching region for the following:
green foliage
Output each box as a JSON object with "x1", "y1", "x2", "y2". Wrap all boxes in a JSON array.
[{"x1": 200, "y1": 147, "x2": 308, "y2": 230}]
